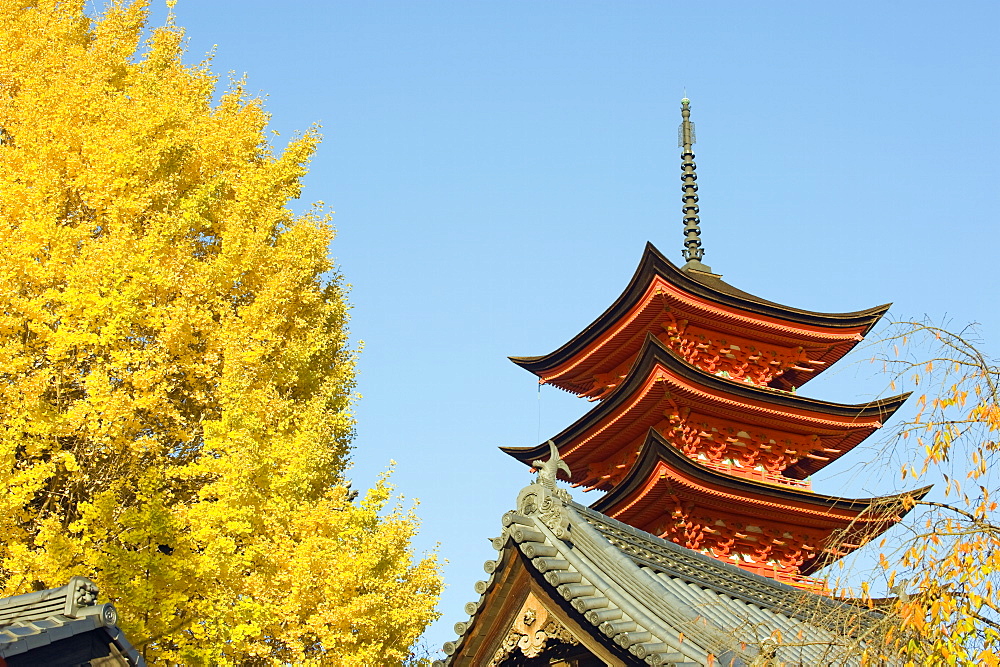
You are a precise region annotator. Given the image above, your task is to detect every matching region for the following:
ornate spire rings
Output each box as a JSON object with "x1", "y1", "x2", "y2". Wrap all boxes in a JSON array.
[{"x1": 679, "y1": 98, "x2": 704, "y2": 263}]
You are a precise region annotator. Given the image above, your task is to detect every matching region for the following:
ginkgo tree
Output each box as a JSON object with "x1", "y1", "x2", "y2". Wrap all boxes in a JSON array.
[{"x1": 0, "y1": 1, "x2": 441, "y2": 664}]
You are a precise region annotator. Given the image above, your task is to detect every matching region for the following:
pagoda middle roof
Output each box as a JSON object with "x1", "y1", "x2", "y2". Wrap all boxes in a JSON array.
[
  {"x1": 503, "y1": 333, "x2": 910, "y2": 480},
  {"x1": 588, "y1": 428, "x2": 930, "y2": 573},
  {"x1": 510, "y1": 242, "x2": 890, "y2": 394}
]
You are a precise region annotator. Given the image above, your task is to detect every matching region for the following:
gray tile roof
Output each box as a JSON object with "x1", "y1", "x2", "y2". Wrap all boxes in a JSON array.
[
  {"x1": 0, "y1": 577, "x2": 145, "y2": 666},
  {"x1": 437, "y1": 481, "x2": 890, "y2": 666}
]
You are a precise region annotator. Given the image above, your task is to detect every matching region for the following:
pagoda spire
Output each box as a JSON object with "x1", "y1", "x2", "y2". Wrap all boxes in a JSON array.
[{"x1": 679, "y1": 98, "x2": 713, "y2": 273}]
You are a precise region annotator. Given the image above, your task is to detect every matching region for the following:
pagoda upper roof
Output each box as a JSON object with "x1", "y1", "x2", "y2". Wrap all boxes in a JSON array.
[
  {"x1": 503, "y1": 334, "x2": 910, "y2": 482},
  {"x1": 436, "y1": 475, "x2": 890, "y2": 665},
  {"x1": 510, "y1": 242, "x2": 890, "y2": 394},
  {"x1": 588, "y1": 429, "x2": 929, "y2": 574}
]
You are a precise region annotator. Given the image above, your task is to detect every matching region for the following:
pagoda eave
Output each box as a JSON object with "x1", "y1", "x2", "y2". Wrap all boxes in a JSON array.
[
  {"x1": 510, "y1": 243, "x2": 890, "y2": 396},
  {"x1": 503, "y1": 335, "x2": 909, "y2": 479},
  {"x1": 590, "y1": 430, "x2": 930, "y2": 520},
  {"x1": 588, "y1": 430, "x2": 930, "y2": 574},
  {"x1": 586, "y1": 334, "x2": 910, "y2": 421}
]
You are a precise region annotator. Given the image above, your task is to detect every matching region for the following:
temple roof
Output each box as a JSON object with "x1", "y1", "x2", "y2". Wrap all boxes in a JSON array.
[
  {"x1": 0, "y1": 577, "x2": 145, "y2": 666},
  {"x1": 503, "y1": 334, "x2": 909, "y2": 481},
  {"x1": 510, "y1": 243, "x2": 890, "y2": 394},
  {"x1": 588, "y1": 429, "x2": 929, "y2": 574},
  {"x1": 436, "y1": 476, "x2": 893, "y2": 666}
]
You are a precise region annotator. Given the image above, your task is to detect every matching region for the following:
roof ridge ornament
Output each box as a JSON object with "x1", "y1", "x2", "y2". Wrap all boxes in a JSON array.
[
  {"x1": 679, "y1": 98, "x2": 714, "y2": 274},
  {"x1": 516, "y1": 441, "x2": 573, "y2": 541},
  {"x1": 533, "y1": 440, "x2": 571, "y2": 490}
]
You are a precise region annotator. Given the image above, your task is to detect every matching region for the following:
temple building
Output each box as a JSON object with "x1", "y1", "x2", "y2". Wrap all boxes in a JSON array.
[{"x1": 435, "y1": 100, "x2": 926, "y2": 666}]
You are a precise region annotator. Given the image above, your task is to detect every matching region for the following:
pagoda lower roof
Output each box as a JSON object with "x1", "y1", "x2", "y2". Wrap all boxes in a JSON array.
[
  {"x1": 510, "y1": 242, "x2": 889, "y2": 395},
  {"x1": 588, "y1": 429, "x2": 930, "y2": 574},
  {"x1": 503, "y1": 334, "x2": 910, "y2": 482}
]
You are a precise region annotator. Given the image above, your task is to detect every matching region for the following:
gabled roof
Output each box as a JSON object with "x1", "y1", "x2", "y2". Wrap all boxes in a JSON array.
[
  {"x1": 510, "y1": 242, "x2": 890, "y2": 394},
  {"x1": 503, "y1": 334, "x2": 909, "y2": 481},
  {"x1": 0, "y1": 577, "x2": 145, "y2": 666},
  {"x1": 436, "y1": 477, "x2": 894, "y2": 666},
  {"x1": 588, "y1": 429, "x2": 930, "y2": 574}
]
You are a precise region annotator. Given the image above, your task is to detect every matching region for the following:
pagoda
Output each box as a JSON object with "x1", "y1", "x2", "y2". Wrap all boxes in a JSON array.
[
  {"x1": 436, "y1": 100, "x2": 926, "y2": 666},
  {"x1": 502, "y1": 99, "x2": 922, "y2": 590}
]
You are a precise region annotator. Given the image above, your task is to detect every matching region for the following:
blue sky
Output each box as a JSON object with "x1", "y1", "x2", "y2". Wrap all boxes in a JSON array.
[{"x1": 149, "y1": 1, "x2": 999, "y2": 656}]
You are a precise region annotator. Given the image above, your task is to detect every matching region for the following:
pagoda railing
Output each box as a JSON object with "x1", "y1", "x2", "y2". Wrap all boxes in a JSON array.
[{"x1": 697, "y1": 459, "x2": 812, "y2": 491}]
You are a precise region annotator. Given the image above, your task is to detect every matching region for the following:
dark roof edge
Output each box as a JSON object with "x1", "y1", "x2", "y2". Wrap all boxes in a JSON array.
[
  {"x1": 502, "y1": 334, "x2": 911, "y2": 463},
  {"x1": 646, "y1": 242, "x2": 892, "y2": 326},
  {"x1": 636, "y1": 333, "x2": 912, "y2": 416},
  {"x1": 588, "y1": 428, "x2": 933, "y2": 515},
  {"x1": 509, "y1": 242, "x2": 890, "y2": 371},
  {"x1": 103, "y1": 625, "x2": 146, "y2": 667}
]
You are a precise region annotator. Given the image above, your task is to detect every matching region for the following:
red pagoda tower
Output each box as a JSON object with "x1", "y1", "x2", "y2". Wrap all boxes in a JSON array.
[
  {"x1": 437, "y1": 100, "x2": 926, "y2": 666},
  {"x1": 503, "y1": 99, "x2": 924, "y2": 591}
]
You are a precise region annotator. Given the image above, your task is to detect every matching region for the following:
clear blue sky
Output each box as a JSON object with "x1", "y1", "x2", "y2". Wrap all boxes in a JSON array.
[{"x1": 150, "y1": 1, "x2": 999, "y2": 657}]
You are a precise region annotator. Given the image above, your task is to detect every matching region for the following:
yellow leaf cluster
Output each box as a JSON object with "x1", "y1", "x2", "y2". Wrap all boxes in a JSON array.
[
  {"x1": 0, "y1": 1, "x2": 441, "y2": 664},
  {"x1": 863, "y1": 320, "x2": 1000, "y2": 664}
]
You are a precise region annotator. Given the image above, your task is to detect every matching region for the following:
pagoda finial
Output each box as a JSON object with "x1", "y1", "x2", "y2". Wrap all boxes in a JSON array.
[{"x1": 679, "y1": 98, "x2": 712, "y2": 273}]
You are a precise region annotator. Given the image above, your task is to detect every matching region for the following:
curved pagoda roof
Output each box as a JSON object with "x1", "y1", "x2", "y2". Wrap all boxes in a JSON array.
[
  {"x1": 503, "y1": 334, "x2": 909, "y2": 484},
  {"x1": 510, "y1": 242, "x2": 890, "y2": 395},
  {"x1": 589, "y1": 429, "x2": 930, "y2": 575}
]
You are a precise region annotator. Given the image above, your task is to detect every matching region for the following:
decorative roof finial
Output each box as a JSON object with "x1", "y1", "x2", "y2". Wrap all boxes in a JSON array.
[
  {"x1": 679, "y1": 98, "x2": 712, "y2": 273},
  {"x1": 519, "y1": 440, "x2": 573, "y2": 540},
  {"x1": 532, "y1": 440, "x2": 571, "y2": 490}
]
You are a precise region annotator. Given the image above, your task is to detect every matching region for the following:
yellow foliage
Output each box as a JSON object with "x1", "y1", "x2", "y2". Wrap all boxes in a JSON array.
[
  {"x1": 0, "y1": 1, "x2": 441, "y2": 664},
  {"x1": 863, "y1": 320, "x2": 1000, "y2": 665}
]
